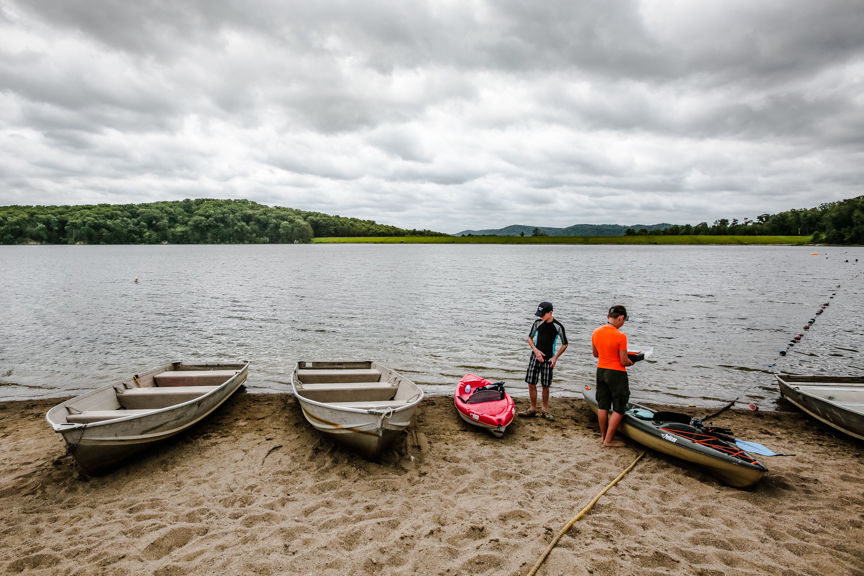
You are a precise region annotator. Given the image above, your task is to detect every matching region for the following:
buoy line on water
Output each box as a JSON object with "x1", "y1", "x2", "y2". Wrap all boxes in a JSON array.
[
  {"x1": 770, "y1": 252, "x2": 861, "y2": 367},
  {"x1": 757, "y1": 252, "x2": 861, "y2": 410},
  {"x1": 773, "y1": 287, "x2": 836, "y2": 360}
]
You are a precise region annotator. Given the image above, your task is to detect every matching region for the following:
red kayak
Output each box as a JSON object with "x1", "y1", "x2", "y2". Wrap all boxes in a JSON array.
[{"x1": 454, "y1": 374, "x2": 515, "y2": 437}]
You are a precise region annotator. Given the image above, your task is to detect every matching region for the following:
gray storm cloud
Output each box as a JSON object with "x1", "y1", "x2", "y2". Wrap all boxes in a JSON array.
[{"x1": 1, "y1": 0, "x2": 862, "y2": 232}]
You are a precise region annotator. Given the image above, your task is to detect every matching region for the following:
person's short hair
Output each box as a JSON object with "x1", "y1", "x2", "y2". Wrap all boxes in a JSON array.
[{"x1": 608, "y1": 305, "x2": 628, "y2": 320}]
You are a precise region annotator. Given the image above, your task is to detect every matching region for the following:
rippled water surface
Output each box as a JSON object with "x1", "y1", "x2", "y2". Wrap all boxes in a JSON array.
[{"x1": 1, "y1": 244, "x2": 862, "y2": 407}]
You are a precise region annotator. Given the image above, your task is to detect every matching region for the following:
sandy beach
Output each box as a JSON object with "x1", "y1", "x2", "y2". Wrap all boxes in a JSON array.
[{"x1": 1, "y1": 393, "x2": 862, "y2": 576}]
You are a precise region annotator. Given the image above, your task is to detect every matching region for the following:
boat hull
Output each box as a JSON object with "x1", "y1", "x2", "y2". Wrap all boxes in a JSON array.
[
  {"x1": 582, "y1": 385, "x2": 766, "y2": 488},
  {"x1": 46, "y1": 361, "x2": 249, "y2": 475},
  {"x1": 776, "y1": 375, "x2": 864, "y2": 440},
  {"x1": 291, "y1": 361, "x2": 423, "y2": 459}
]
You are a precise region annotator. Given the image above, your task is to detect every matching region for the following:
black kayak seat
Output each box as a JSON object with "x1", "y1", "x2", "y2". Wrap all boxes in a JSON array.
[
  {"x1": 652, "y1": 411, "x2": 693, "y2": 425},
  {"x1": 467, "y1": 389, "x2": 505, "y2": 404}
]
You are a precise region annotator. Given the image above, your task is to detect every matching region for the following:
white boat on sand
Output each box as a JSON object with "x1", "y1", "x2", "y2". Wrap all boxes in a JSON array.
[
  {"x1": 776, "y1": 374, "x2": 864, "y2": 440},
  {"x1": 291, "y1": 361, "x2": 423, "y2": 458},
  {"x1": 46, "y1": 361, "x2": 249, "y2": 475}
]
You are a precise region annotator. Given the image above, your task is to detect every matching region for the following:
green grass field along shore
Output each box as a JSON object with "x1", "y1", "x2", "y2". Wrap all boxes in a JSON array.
[{"x1": 313, "y1": 235, "x2": 812, "y2": 245}]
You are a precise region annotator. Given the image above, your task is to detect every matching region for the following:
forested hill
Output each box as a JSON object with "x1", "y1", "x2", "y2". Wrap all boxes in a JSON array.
[
  {"x1": 457, "y1": 223, "x2": 671, "y2": 237},
  {"x1": 0, "y1": 199, "x2": 447, "y2": 244},
  {"x1": 458, "y1": 196, "x2": 864, "y2": 244},
  {"x1": 645, "y1": 195, "x2": 863, "y2": 243}
]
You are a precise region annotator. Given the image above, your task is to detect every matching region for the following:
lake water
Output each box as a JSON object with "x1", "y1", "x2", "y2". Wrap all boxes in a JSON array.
[{"x1": 1, "y1": 244, "x2": 862, "y2": 408}]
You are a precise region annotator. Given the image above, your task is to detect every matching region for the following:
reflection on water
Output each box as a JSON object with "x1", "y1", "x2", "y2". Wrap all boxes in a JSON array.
[{"x1": 1, "y1": 244, "x2": 862, "y2": 407}]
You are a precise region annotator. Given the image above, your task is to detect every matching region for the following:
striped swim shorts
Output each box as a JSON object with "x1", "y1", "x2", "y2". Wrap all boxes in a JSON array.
[{"x1": 525, "y1": 354, "x2": 554, "y2": 388}]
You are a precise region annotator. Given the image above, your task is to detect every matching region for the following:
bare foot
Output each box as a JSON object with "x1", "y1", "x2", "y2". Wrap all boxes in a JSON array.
[{"x1": 603, "y1": 439, "x2": 626, "y2": 447}]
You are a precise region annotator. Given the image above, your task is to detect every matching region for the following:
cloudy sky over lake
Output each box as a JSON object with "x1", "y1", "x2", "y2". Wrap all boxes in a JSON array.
[{"x1": 1, "y1": 1, "x2": 862, "y2": 233}]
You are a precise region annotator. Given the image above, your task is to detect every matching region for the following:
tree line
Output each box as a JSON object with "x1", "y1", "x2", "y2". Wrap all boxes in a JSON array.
[
  {"x1": 2, "y1": 195, "x2": 862, "y2": 245},
  {"x1": 625, "y1": 195, "x2": 864, "y2": 244},
  {"x1": 0, "y1": 199, "x2": 446, "y2": 244}
]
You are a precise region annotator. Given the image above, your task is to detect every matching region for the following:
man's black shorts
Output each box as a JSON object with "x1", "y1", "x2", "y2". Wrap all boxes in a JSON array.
[{"x1": 596, "y1": 367, "x2": 630, "y2": 414}]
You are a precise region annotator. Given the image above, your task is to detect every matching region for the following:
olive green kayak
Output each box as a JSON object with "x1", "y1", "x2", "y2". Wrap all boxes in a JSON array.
[{"x1": 582, "y1": 384, "x2": 767, "y2": 488}]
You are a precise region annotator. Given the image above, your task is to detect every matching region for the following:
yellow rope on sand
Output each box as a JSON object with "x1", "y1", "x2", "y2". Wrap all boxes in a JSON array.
[{"x1": 526, "y1": 450, "x2": 647, "y2": 576}]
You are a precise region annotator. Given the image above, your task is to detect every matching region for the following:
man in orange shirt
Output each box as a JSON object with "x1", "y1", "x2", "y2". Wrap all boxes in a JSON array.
[{"x1": 591, "y1": 305, "x2": 634, "y2": 447}]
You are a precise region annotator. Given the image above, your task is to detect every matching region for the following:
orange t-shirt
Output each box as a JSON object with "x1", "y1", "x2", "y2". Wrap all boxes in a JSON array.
[{"x1": 592, "y1": 324, "x2": 627, "y2": 371}]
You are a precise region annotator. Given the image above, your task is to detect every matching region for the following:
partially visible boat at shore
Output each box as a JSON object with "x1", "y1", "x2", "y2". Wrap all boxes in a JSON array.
[
  {"x1": 46, "y1": 361, "x2": 249, "y2": 475},
  {"x1": 291, "y1": 361, "x2": 423, "y2": 458},
  {"x1": 776, "y1": 374, "x2": 864, "y2": 441},
  {"x1": 582, "y1": 384, "x2": 767, "y2": 488}
]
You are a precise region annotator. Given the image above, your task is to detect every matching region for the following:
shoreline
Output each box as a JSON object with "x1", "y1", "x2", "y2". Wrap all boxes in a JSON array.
[
  {"x1": 312, "y1": 235, "x2": 813, "y2": 245},
  {"x1": 2, "y1": 394, "x2": 862, "y2": 575}
]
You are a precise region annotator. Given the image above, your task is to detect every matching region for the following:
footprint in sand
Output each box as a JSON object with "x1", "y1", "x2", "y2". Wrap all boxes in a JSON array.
[{"x1": 142, "y1": 526, "x2": 208, "y2": 561}]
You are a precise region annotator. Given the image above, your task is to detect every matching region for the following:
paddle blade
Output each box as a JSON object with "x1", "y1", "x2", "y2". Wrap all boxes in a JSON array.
[{"x1": 735, "y1": 439, "x2": 779, "y2": 456}]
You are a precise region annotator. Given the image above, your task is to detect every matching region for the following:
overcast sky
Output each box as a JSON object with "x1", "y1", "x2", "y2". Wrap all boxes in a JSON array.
[{"x1": 1, "y1": 1, "x2": 862, "y2": 233}]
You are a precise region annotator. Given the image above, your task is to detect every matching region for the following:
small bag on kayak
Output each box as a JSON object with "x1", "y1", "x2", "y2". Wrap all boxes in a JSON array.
[{"x1": 467, "y1": 382, "x2": 506, "y2": 404}]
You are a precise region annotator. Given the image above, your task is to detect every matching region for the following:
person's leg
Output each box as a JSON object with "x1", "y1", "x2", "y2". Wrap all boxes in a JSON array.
[
  {"x1": 595, "y1": 368, "x2": 613, "y2": 439},
  {"x1": 597, "y1": 409, "x2": 609, "y2": 440},
  {"x1": 603, "y1": 411, "x2": 626, "y2": 447},
  {"x1": 522, "y1": 356, "x2": 540, "y2": 415},
  {"x1": 603, "y1": 371, "x2": 630, "y2": 447},
  {"x1": 538, "y1": 363, "x2": 553, "y2": 416}
]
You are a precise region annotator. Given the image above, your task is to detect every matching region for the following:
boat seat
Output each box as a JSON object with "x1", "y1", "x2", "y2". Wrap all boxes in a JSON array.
[
  {"x1": 153, "y1": 370, "x2": 237, "y2": 387},
  {"x1": 296, "y1": 382, "x2": 396, "y2": 402},
  {"x1": 295, "y1": 369, "x2": 381, "y2": 384},
  {"x1": 327, "y1": 400, "x2": 406, "y2": 410},
  {"x1": 66, "y1": 409, "x2": 154, "y2": 424},
  {"x1": 116, "y1": 386, "x2": 219, "y2": 409}
]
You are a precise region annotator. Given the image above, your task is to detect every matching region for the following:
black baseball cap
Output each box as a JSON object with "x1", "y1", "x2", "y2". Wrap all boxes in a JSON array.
[{"x1": 535, "y1": 301, "x2": 553, "y2": 317}]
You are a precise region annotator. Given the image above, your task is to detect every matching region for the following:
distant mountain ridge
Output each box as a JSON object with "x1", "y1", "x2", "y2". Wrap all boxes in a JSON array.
[{"x1": 456, "y1": 223, "x2": 673, "y2": 237}]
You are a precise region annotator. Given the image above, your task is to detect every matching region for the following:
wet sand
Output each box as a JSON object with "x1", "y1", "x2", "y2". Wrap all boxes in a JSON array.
[{"x1": 1, "y1": 393, "x2": 862, "y2": 575}]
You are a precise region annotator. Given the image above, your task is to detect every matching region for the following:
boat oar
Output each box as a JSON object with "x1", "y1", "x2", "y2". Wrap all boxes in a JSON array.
[
  {"x1": 733, "y1": 439, "x2": 794, "y2": 457},
  {"x1": 696, "y1": 402, "x2": 795, "y2": 457}
]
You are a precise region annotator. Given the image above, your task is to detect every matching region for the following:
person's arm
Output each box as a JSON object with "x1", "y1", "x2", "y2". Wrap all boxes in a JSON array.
[
  {"x1": 618, "y1": 348, "x2": 634, "y2": 367},
  {"x1": 550, "y1": 343, "x2": 567, "y2": 367},
  {"x1": 592, "y1": 343, "x2": 599, "y2": 358},
  {"x1": 527, "y1": 336, "x2": 545, "y2": 362}
]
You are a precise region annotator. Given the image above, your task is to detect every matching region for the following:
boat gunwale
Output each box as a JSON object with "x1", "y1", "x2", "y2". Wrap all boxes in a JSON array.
[
  {"x1": 290, "y1": 361, "x2": 424, "y2": 415},
  {"x1": 46, "y1": 361, "x2": 250, "y2": 432},
  {"x1": 776, "y1": 375, "x2": 864, "y2": 413}
]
